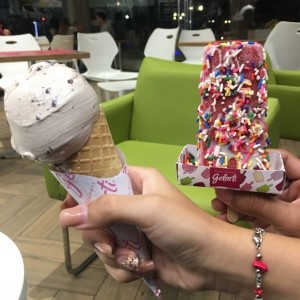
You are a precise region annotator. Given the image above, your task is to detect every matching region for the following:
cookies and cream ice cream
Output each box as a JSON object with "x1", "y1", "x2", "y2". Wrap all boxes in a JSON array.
[{"x1": 4, "y1": 61, "x2": 99, "y2": 164}]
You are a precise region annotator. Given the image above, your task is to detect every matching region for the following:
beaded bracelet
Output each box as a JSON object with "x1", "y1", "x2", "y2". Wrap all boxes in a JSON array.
[{"x1": 252, "y1": 228, "x2": 268, "y2": 300}]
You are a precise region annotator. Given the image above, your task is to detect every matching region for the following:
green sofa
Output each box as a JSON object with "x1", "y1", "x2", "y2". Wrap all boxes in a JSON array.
[
  {"x1": 44, "y1": 57, "x2": 281, "y2": 215},
  {"x1": 266, "y1": 55, "x2": 300, "y2": 141}
]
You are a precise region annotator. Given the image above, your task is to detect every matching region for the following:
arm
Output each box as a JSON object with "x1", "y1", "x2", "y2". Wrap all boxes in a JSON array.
[{"x1": 60, "y1": 165, "x2": 300, "y2": 299}]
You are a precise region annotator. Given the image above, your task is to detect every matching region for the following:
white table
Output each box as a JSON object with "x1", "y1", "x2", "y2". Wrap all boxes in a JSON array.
[{"x1": 0, "y1": 232, "x2": 27, "y2": 299}]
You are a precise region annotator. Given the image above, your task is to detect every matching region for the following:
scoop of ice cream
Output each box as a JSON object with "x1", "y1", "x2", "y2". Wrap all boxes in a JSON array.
[{"x1": 4, "y1": 61, "x2": 99, "y2": 164}]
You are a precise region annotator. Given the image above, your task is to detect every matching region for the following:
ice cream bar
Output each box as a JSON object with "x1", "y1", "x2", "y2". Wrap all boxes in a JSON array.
[
  {"x1": 268, "y1": 170, "x2": 283, "y2": 181},
  {"x1": 253, "y1": 171, "x2": 264, "y2": 182},
  {"x1": 182, "y1": 163, "x2": 198, "y2": 174},
  {"x1": 275, "y1": 178, "x2": 285, "y2": 191},
  {"x1": 240, "y1": 170, "x2": 247, "y2": 184},
  {"x1": 241, "y1": 181, "x2": 254, "y2": 191},
  {"x1": 196, "y1": 41, "x2": 270, "y2": 170},
  {"x1": 256, "y1": 184, "x2": 272, "y2": 193},
  {"x1": 180, "y1": 176, "x2": 194, "y2": 185},
  {"x1": 201, "y1": 168, "x2": 210, "y2": 179},
  {"x1": 194, "y1": 181, "x2": 206, "y2": 187}
]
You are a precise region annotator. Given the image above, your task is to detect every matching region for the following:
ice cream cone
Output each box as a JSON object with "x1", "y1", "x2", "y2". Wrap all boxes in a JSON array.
[{"x1": 62, "y1": 108, "x2": 123, "y2": 178}]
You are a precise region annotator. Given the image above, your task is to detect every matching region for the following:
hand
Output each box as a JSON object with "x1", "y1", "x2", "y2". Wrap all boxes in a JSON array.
[
  {"x1": 59, "y1": 165, "x2": 300, "y2": 299},
  {"x1": 212, "y1": 149, "x2": 300, "y2": 237},
  {"x1": 59, "y1": 166, "x2": 229, "y2": 291}
]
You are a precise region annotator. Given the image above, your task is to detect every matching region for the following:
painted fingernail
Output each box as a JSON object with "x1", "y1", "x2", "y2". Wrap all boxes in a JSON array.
[
  {"x1": 94, "y1": 242, "x2": 113, "y2": 256},
  {"x1": 59, "y1": 204, "x2": 87, "y2": 227},
  {"x1": 138, "y1": 260, "x2": 155, "y2": 273},
  {"x1": 117, "y1": 256, "x2": 139, "y2": 271}
]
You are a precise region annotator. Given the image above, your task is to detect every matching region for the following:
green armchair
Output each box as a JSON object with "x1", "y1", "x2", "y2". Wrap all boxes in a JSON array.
[{"x1": 266, "y1": 55, "x2": 300, "y2": 141}]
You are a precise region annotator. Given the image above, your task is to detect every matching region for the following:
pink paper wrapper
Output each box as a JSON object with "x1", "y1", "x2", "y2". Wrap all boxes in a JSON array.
[
  {"x1": 51, "y1": 151, "x2": 161, "y2": 297},
  {"x1": 177, "y1": 144, "x2": 286, "y2": 194}
]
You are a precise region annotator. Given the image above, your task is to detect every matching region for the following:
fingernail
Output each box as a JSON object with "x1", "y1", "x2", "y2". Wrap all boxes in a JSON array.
[
  {"x1": 227, "y1": 207, "x2": 239, "y2": 223},
  {"x1": 59, "y1": 204, "x2": 87, "y2": 227},
  {"x1": 94, "y1": 242, "x2": 113, "y2": 256},
  {"x1": 138, "y1": 260, "x2": 155, "y2": 273},
  {"x1": 117, "y1": 256, "x2": 139, "y2": 271},
  {"x1": 94, "y1": 247, "x2": 101, "y2": 258}
]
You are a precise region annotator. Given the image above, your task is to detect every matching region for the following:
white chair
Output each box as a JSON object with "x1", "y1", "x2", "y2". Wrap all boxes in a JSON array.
[
  {"x1": 77, "y1": 32, "x2": 138, "y2": 81},
  {"x1": 264, "y1": 21, "x2": 300, "y2": 70},
  {"x1": 247, "y1": 29, "x2": 271, "y2": 41},
  {"x1": 35, "y1": 35, "x2": 50, "y2": 50},
  {"x1": 50, "y1": 34, "x2": 74, "y2": 50},
  {"x1": 178, "y1": 28, "x2": 216, "y2": 64},
  {"x1": 144, "y1": 27, "x2": 179, "y2": 60},
  {"x1": 50, "y1": 34, "x2": 78, "y2": 71},
  {"x1": 97, "y1": 27, "x2": 179, "y2": 100},
  {"x1": 0, "y1": 33, "x2": 40, "y2": 90},
  {"x1": 98, "y1": 79, "x2": 137, "y2": 101}
]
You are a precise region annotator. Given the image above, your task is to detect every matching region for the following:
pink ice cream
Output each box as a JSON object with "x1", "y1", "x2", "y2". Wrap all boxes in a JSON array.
[{"x1": 196, "y1": 41, "x2": 270, "y2": 170}]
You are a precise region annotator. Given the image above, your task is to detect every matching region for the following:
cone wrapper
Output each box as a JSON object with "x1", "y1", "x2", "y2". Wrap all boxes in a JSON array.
[
  {"x1": 177, "y1": 144, "x2": 286, "y2": 194},
  {"x1": 50, "y1": 151, "x2": 161, "y2": 297}
]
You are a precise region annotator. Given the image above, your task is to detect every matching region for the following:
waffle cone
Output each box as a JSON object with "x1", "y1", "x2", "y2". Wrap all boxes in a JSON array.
[{"x1": 63, "y1": 109, "x2": 123, "y2": 177}]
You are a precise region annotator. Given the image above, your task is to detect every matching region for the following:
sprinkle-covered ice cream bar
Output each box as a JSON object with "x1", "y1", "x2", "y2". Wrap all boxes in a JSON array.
[
  {"x1": 196, "y1": 41, "x2": 270, "y2": 170},
  {"x1": 177, "y1": 41, "x2": 286, "y2": 195}
]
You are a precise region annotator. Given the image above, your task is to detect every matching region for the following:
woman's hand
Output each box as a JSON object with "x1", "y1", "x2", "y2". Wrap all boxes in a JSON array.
[
  {"x1": 59, "y1": 161, "x2": 300, "y2": 299},
  {"x1": 212, "y1": 149, "x2": 300, "y2": 236},
  {"x1": 59, "y1": 166, "x2": 225, "y2": 291}
]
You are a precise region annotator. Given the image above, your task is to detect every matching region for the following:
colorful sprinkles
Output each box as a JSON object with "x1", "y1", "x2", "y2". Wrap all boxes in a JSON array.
[{"x1": 195, "y1": 41, "x2": 270, "y2": 170}]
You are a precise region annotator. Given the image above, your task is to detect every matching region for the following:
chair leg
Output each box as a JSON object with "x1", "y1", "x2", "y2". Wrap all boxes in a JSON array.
[
  {"x1": 105, "y1": 90, "x2": 111, "y2": 101},
  {"x1": 118, "y1": 91, "x2": 124, "y2": 97},
  {"x1": 62, "y1": 226, "x2": 97, "y2": 275},
  {"x1": 98, "y1": 86, "x2": 108, "y2": 102},
  {"x1": 72, "y1": 59, "x2": 79, "y2": 72}
]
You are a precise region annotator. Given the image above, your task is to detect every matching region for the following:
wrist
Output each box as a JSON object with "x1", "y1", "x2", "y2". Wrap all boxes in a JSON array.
[
  {"x1": 198, "y1": 221, "x2": 255, "y2": 298},
  {"x1": 193, "y1": 216, "x2": 300, "y2": 299}
]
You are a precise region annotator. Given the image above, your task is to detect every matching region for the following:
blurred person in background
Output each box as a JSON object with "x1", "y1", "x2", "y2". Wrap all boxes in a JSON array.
[
  {"x1": 95, "y1": 11, "x2": 114, "y2": 37},
  {"x1": 0, "y1": 19, "x2": 12, "y2": 35},
  {"x1": 57, "y1": 17, "x2": 82, "y2": 35},
  {"x1": 232, "y1": 1, "x2": 255, "y2": 39}
]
